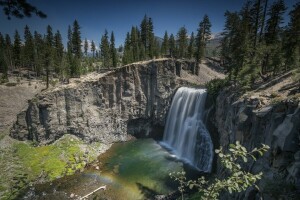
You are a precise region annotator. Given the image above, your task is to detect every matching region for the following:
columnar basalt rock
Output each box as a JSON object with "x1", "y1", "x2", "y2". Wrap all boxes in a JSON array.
[
  {"x1": 214, "y1": 87, "x2": 300, "y2": 198},
  {"x1": 10, "y1": 59, "x2": 209, "y2": 145}
]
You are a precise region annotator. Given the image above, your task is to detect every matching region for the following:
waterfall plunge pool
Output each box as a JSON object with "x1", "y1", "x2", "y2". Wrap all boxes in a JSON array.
[
  {"x1": 22, "y1": 87, "x2": 213, "y2": 199},
  {"x1": 22, "y1": 139, "x2": 203, "y2": 200}
]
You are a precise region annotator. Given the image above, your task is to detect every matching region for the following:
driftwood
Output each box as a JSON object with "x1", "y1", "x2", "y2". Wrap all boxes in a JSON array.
[{"x1": 80, "y1": 185, "x2": 107, "y2": 200}]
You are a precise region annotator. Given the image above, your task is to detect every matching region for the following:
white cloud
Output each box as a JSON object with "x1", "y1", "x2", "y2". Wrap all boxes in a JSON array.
[{"x1": 81, "y1": 39, "x2": 99, "y2": 52}]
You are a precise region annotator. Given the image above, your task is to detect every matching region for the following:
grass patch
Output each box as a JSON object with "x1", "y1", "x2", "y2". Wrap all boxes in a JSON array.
[
  {"x1": 0, "y1": 134, "x2": 102, "y2": 199},
  {"x1": 14, "y1": 135, "x2": 87, "y2": 180}
]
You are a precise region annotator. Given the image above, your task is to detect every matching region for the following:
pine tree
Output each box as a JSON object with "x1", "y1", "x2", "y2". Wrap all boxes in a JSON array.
[
  {"x1": 187, "y1": 32, "x2": 195, "y2": 59},
  {"x1": 4, "y1": 34, "x2": 13, "y2": 71},
  {"x1": 0, "y1": 33, "x2": 8, "y2": 81},
  {"x1": 140, "y1": 15, "x2": 155, "y2": 58},
  {"x1": 220, "y1": 11, "x2": 241, "y2": 80},
  {"x1": 100, "y1": 30, "x2": 110, "y2": 68},
  {"x1": 161, "y1": 31, "x2": 169, "y2": 56},
  {"x1": 23, "y1": 25, "x2": 34, "y2": 69},
  {"x1": 284, "y1": 2, "x2": 300, "y2": 70},
  {"x1": 148, "y1": 17, "x2": 155, "y2": 58},
  {"x1": 169, "y1": 34, "x2": 176, "y2": 58},
  {"x1": 44, "y1": 25, "x2": 54, "y2": 88},
  {"x1": 130, "y1": 26, "x2": 140, "y2": 61},
  {"x1": 72, "y1": 20, "x2": 82, "y2": 58},
  {"x1": 123, "y1": 32, "x2": 133, "y2": 65},
  {"x1": 54, "y1": 30, "x2": 64, "y2": 75},
  {"x1": 177, "y1": 27, "x2": 188, "y2": 58},
  {"x1": 196, "y1": 14, "x2": 212, "y2": 63},
  {"x1": 13, "y1": 30, "x2": 21, "y2": 68},
  {"x1": 140, "y1": 15, "x2": 149, "y2": 57},
  {"x1": 91, "y1": 40, "x2": 96, "y2": 58},
  {"x1": 84, "y1": 38, "x2": 88, "y2": 57},
  {"x1": 68, "y1": 20, "x2": 82, "y2": 77},
  {"x1": 33, "y1": 31, "x2": 44, "y2": 76},
  {"x1": 67, "y1": 25, "x2": 72, "y2": 54},
  {"x1": 153, "y1": 38, "x2": 161, "y2": 58},
  {"x1": 263, "y1": 0, "x2": 286, "y2": 75},
  {"x1": 110, "y1": 31, "x2": 117, "y2": 67}
]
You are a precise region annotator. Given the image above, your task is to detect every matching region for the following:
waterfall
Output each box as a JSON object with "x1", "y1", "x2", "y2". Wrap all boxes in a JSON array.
[{"x1": 161, "y1": 87, "x2": 213, "y2": 172}]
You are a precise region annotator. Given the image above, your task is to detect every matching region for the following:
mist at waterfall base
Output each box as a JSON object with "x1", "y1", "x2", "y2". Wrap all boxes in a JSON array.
[{"x1": 160, "y1": 87, "x2": 213, "y2": 172}]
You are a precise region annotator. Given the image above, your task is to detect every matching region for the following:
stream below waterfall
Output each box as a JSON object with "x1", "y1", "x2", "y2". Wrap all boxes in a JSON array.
[{"x1": 22, "y1": 139, "x2": 197, "y2": 200}]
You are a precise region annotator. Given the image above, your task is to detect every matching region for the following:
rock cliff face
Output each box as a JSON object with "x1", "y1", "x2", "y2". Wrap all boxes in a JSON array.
[
  {"x1": 214, "y1": 87, "x2": 300, "y2": 198},
  {"x1": 10, "y1": 59, "x2": 210, "y2": 145}
]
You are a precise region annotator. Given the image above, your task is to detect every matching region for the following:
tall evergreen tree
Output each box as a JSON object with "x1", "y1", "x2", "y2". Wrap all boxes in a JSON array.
[
  {"x1": 263, "y1": 0, "x2": 286, "y2": 74},
  {"x1": 140, "y1": 15, "x2": 149, "y2": 56},
  {"x1": 72, "y1": 20, "x2": 82, "y2": 58},
  {"x1": 84, "y1": 38, "x2": 88, "y2": 56},
  {"x1": 91, "y1": 40, "x2": 96, "y2": 58},
  {"x1": 130, "y1": 26, "x2": 140, "y2": 61},
  {"x1": 23, "y1": 25, "x2": 34, "y2": 69},
  {"x1": 123, "y1": 32, "x2": 133, "y2": 65},
  {"x1": 140, "y1": 15, "x2": 155, "y2": 58},
  {"x1": 0, "y1": 33, "x2": 8, "y2": 80},
  {"x1": 69, "y1": 20, "x2": 82, "y2": 77},
  {"x1": 221, "y1": 11, "x2": 239, "y2": 80},
  {"x1": 169, "y1": 34, "x2": 176, "y2": 58},
  {"x1": 284, "y1": 2, "x2": 300, "y2": 70},
  {"x1": 54, "y1": 30, "x2": 64, "y2": 74},
  {"x1": 195, "y1": 14, "x2": 212, "y2": 63},
  {"x1": 161, "y1": 31, "x2": 169, "y2": 56},
  {"x1": 148, "y1": 17, "x2": 155, "y2": 58},
  {"x1": 4, "y1": 34, "x2": 13, "y2": 71},
  {"x1": 67, "y1": 25, "x2": 73, "y2": 53},
  {"x1": 33, "y1": 31, "x2": 44, "y2": 76},
  {"x1": 100, "y1": 30, "x2": 110, "y2": 68},
  {"x1": 110, "y1": 31, "x2": 117, "y2": 67},
  {"x1": 44, "y1": 25, "x2": 54, "y2": 88},
  {"x1": 13, "y1": 30, "x2": 21, "y2": 68},
  {"x1": 265, "y1": 0, "x2": 286, "y2": 45},
  {"x1": 177, "y1": 27, "x2": 188, "y2": 58},
  {"x1": 187, "y1": 32, "x2": 195, "y2": 59}
]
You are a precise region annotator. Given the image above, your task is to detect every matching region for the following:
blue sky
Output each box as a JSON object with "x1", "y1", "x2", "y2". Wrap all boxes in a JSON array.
[{"x1": 0, "y1": 0, "x2": 297, "y2": 48}]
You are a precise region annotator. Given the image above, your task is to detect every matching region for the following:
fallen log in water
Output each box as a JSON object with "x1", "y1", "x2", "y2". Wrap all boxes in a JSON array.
[{"x1": 80, "y1": 185, "x2": 107, "y2": 199}]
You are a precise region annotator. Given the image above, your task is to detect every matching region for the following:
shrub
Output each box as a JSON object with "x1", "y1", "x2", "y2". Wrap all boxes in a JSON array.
[
  {"x1": 205, "y1": 78, "x2": 229, "y2": 100},
  {"x1": 170, "y1": 142, "x2": 270, "y2": 200}
]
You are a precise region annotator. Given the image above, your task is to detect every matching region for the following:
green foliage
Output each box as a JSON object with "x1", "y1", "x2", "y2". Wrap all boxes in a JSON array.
[
  {"x1": 196, "y1": 14, "x2": 212, "y2": 63},
  {"x1": 0, "y1": 134, "x2": 103, "y2": 199},
  {"x1": 0, "y1": 0, "x2": 47, "y2": 20},
  {"x1": 221, "y1": 0, "x2": 299, "y2": 88},
  {"x1": 72, "y1": 20, "x2": 82, "y2": 59},
  {"x1": 100, "y1": 30, "x2": 110, "y2": 67},
  {"x1": 161, "y1": 31, "x2": 169, "y2": 56},
  {"x1": 13, "y1": 30, "x2": 21, "y2": 67},
  {"x1": 110, "y1": 31, "x2": 118, "y2": 67},
  {"x1": 205, "y1": 78, "x2": 229, "y2": 100},
  {"x1": 177, "y1": 26, "x2": 188, "y2": 58},
  {"x1": 169, "y1": 33, "x2": 176, "y2": 57},
  {"x1": 170, "y1": 142, "x2": 270, "y2": 200}
]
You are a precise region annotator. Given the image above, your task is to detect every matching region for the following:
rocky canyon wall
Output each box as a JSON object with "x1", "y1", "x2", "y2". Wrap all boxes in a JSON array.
[
  {"x1": 10, "y1": 59, "x2": 205, "y2": 144},
  {"x1": 214, "y1": 87, "x2": 300, "y2": 199}
]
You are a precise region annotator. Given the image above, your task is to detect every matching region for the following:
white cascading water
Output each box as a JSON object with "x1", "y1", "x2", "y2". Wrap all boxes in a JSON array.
[{"x1": 161, "y1": 87, "x2": 213, "y2": 172}]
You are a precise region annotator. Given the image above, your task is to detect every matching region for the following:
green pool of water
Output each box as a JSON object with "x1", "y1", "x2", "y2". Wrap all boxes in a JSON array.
[{"x1": 24, "y1": 139, "x2": 184, "y2": 199}]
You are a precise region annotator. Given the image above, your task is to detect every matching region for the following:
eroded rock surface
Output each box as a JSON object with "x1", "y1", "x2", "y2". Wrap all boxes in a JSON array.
[
  {"x1": 10, "y1": 59, "x2": 219, "y2": 145},
  {"x1": 215, "y1": 87, "x2": 300, "y2": 199}
]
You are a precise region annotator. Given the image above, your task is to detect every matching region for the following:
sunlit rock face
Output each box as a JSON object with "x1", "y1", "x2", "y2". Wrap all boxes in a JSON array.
[{"x1": 10, "y1": 59, "x2": 214, "y2": 145}]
